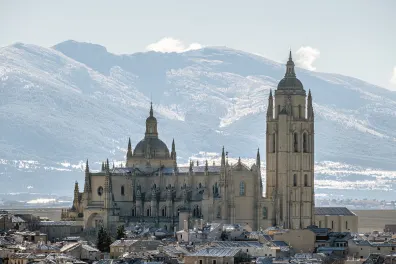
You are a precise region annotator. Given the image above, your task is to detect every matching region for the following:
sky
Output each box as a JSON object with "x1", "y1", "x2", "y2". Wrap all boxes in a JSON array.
[{"x1": 1, "y1": 0, "x2": 395, "y2": 90}]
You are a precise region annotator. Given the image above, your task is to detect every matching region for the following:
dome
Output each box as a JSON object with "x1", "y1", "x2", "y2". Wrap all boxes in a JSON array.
[
  {"x1": 133, "y1": 137, "x2": 170, "y2": 158},
  {"x1": 146, "y1": 115, "x2": 157, "y2": 122},
  {"x1": 277, "y1": 77, "x2": 304, "y2": 90}
]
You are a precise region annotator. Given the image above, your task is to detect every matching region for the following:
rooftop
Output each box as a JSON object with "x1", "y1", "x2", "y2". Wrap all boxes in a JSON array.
[
  {"x1": 189, "y1": 248, "x2": 241, "y2": 257},
  {"x1": 314, "y1": 207, "x2": 356, "y2": 216}
]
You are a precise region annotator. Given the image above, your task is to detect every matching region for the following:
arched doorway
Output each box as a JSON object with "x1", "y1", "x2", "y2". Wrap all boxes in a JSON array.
[{"x1": 86, "y1": 213, "x2": 104, "y2": 229}]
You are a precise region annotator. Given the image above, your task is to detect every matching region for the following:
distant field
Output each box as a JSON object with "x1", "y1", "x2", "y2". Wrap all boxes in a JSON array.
[
  {"x1": 3, "y1": 208, "x2": 396, "y2": 233},
  {"x1": 353, "y1": 210, "x2": 396, "y2": 233},
  {"x1": 5, "y1": 208, "x2": 63, "y2": 221}
]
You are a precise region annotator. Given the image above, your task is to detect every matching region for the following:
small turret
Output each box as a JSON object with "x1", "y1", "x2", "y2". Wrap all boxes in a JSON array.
[
  {"x1": 171, "y1": 139, "x2": 176, "y2": 160},
  {"x1": 266, "y1": 89, "x2": 273, "y2": 119},
  {"x1": 112, "y1": 162, "x2": 115, "y2": 169},
  {"x1": 126, "y1": 138, "x2": 133, "y2": 159},
  {"x1": 221, "y1": 146, "x2": 225, "y2": 167},
  {"x1": 101, "y1": 162, "x2": 105, "y2": 172},
  {"x1": 83, "y1": 160, "x2": 91, "y2": 193},
  {"x1": 106, "y1": 158, "x2": 110, "y2": 172},
  {"x1": 308, "y1": 89, "x2": 314, "y2": 120},
  {"x1": 85, "y1": 159, "x2": 89, "y2": 173},
  {"x1": 205, "y1": 160, "x2": 208, "y2": 172},
  {"x1": 189, "y1": 160, "x2": 193, "y2": 173},
  {"x1": 256, "y1": 148, "x2": 261, "y2": 168}
]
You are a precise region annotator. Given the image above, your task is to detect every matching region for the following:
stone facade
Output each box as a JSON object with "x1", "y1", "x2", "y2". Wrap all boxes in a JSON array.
[{"x1": 63, "y1": 51, "x2": 357, "y2": 234}]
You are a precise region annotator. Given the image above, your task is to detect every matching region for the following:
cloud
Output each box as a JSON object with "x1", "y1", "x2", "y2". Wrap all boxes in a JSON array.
[
  {"x1": 295, "y1": 46, "x2": 320, "y2": 71},
  {"x1": 146, "y1": 37, "x2": 203, "y2": 53},
  {"x1": 390, "y1": 67, "x2": 396, "y2": 86}
]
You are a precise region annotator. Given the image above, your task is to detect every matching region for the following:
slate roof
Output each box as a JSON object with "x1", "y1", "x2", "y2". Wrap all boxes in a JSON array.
[
  {"x1": 314, "y1": 207, "x2": 356, "y2": 216},
  {"x1": 211, "y1": 241, "x2": 263, "y2": 248},
  {"x1": 109, "y1": 166, "x2": 221, "y2": 176},
  {"x1": 189, "y1": 248, "x2": 241, "y2": 257}
]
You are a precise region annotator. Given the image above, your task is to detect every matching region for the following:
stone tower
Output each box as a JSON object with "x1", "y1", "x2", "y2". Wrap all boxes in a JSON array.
[{"x1": 266, "y1": 51, "x2": 315, "y2": 229}]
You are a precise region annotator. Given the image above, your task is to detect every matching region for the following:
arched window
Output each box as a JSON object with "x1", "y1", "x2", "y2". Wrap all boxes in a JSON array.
[
  {"x1": 262, "y1": 207, "x2": 268, "y2": 219},
  {"x1": 146, "y1": 208, "x2": 151, "y2": 217},
  {"x1": 239, "y1": 181, "x2": 245, "y2": 196},
  {"x1": 199, "y1": 183, "x2": 202, "y2": 188},
  {"x1": 132, "y1": 208, "x2": 135, "y2": 216},
  {"x1": 303, "y1": 133, "x2": 308, "y2": 153},
  {"x1": 331, "y1": 221, "x2": 334, "y2": 230},
  {"x1": 272, "y1": 133, "x2": 276, "y2": 153},
  {"x1": 193, "y1": 206, "x2": 200, "y2": 217},
  {"x1": 121, "y1": 185, "x2": 125, "y2": 196},
  {"x1": 304, "y1": 174, "x2": 308, "y2": 187},
  {"x1": 293, "y1": 133, "x2": 299, "y2": 152},
  {"x1": 162, "y1": 207, "x2": 166, "y2": 217},
  {"x1": 293, "y1": 174, "x2": 297, "y2": 187}
]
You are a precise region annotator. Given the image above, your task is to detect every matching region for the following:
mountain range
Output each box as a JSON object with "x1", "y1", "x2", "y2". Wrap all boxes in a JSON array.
[{"x1": 1, "y1": 40, "x2": 396, "y2": 200}]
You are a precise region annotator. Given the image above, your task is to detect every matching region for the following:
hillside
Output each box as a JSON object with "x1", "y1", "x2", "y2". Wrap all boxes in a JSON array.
[{"x1": 1, "y1": 40, "x2": 396, "y2": 198}]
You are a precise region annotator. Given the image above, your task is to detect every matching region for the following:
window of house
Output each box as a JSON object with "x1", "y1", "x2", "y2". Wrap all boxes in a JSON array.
[
  {"x1": 147, "y1": 208, "x2": 150, "y2": 217},
  {"x1": 240, "y1": 181, "x2": 245, "y2": 196},
  {"x1": 303, "y1": 133, "x2": 308, "y2": 153},
  {"x1": 293, "y1": 174, "x2": 297, "y2": 187},
  {"x1": 319, "y1": 220, "x2": 322, "y2": 227},
  {"x1": 121, "y1": 185, "x2": 125, "y2": 196},
  {"x1": 293, "y1": 133, "x2": 299, "y2": 152},
  {"x1": 331, "y1": 221, "x2": 334, "y2": 230},
  {"x1": 345, "y1": 221, "x2": 348, "y2": 230},
  {"x1": 304, "y1": 174, "x2": 308, "y2": 187}
]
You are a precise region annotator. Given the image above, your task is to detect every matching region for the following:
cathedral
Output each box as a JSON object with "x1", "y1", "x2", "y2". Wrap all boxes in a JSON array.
[{"x1": 62, "y1": 51, "x2": 357, "y2": 233}]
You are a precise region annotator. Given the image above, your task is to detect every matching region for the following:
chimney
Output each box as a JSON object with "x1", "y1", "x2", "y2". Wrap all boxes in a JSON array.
[{"x1": 183, "y1": 220, "x2": 188, "y2": 232}]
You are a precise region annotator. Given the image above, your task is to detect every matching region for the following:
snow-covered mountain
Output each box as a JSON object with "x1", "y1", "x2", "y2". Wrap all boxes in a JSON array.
[{"x1": 1, "y1": 40, "x2": 396, "y2": 198}]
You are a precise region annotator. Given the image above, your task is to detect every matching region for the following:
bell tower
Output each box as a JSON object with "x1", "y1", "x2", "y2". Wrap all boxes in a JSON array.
[{"x1": 266, "y1": 51, "x2": 315, "y2": 229}]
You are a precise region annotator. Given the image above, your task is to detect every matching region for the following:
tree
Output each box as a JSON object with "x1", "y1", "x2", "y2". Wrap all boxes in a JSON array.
[
  {"x1": 220, "y1": 231, "x2": 228, "y2": 241},
  {"x1": 116, "y1": 225, "x2": 126, "y2": 240},
  {"x1": 97, "y1": 226, "x2": 112, "y2": 252}
]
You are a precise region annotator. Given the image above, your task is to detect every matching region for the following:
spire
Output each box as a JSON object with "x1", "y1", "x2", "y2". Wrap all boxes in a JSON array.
[
  {"x1": 205, "y1": 160, "x2": 208, "y2": 172},
  {"x1": 101, "y1": 162, "x2": 105, "y2": 172},
  {"x1": 256, "y1": 148, "x2": 261, "y2": 168},
  {"x1": 221, "y1": 146, "x2": 225, "y2": 167},
  {"x1": 112, "y1": 162, "x2": 115, "y2": 169},
  {"x1": 126, "y1": 137, "x2": 133, "y2": 159},
  {"x1": 238, "y1": 157, "x2": 241, "y2": 165},
  {"x1": 150, "y1": 101, "x2": 153, "y2": 117},
  {"x1": 285, "y1": 50, "x2": 296, "y2": 77},
  {"x1": 171, "y1": 138, "x2": 176, "y2": 160},
  {"x1": 73, "y1": 181, "x2": 79, "y2": 207},
  {"x1": 308, "y1": 89, "x2": 314, "y2": 119},
  {"x1": 266, "y1": 89, "x2": 273, "y2": 119},
  {"x1": 106, "y1": 158, "x2": 110, "y2": 171},
  {"x1": 74, "y1": 181, "x2": 79, "y2": 193},
  {"x1": 189, "y1": 160, "x2": 193, "y2": 172},
  {"x1": 85, "y1": 159, "x2": 89, "y2": 173}
]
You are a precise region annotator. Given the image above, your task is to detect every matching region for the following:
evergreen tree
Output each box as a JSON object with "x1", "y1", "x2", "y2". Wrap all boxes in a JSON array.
[
  {"x1": 116, "y1": 225, "x2": 126, "y2": 240},
  {"x1": 97, "y1": 226, "x2": 112, "y2": 252}
]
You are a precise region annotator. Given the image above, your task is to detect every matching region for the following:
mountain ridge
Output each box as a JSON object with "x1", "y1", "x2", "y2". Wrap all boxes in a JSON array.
[{"x1": 1, "y1": 40, "x2": 396, "y2": 197}]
